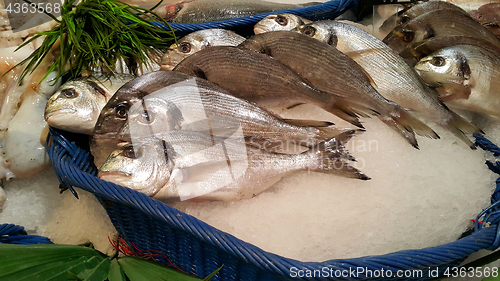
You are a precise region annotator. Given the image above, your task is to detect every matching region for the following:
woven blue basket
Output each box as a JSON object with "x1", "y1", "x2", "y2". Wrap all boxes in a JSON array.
[
  {"x1": 154, "y1": 0, "x2": 357, "y2": 36},
  {"x1": 46, "y1": 126, "x2": 500, "y2": 281}
]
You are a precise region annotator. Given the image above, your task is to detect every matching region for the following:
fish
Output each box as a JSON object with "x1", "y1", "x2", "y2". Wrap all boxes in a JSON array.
[
  {"x1": 470, "y1": 3, "x2": 500, "y2": 38},
  {"x1": 238, "y1": 31, "x2": 438, "y2": 149},
  {"x1": 445, "y1": 0, "x2": 500, "y2": 12},
  {"x1": 294, "y1": 21, "x2": 481, "y2": 148},
  {"x1": 92, "y1": 71, "x2": 354, "y2": 167},
  {"x1": 254, "y1": 13, "x2": 311, "y2": 34},
  {"x1": 160, "y1": 29, "x2": 245, "y2": 71},
  {"x1": 399, "y1": 36, "x2": 500, "y2": 67},
  {"x1": 98, "y1": 129, "x2": 369, "y2": 202},
  {"x1": 379, "y1": 0, "x2": 468, "y2": 35},
  {"x1": 44, "y1": 74, "x2": 135, "y2": 135},
  {"x1": 414, "y1": 45, "x2": 500, "y2": 119},
  {"x1": 154, "y1": 0, "x2": 317, "y2": 23},
  {"x1": 383, "y1": 9, "x2": 500, "y2": 54},
  {"x1": 172, "y1": 45, "x2": 372, "y2": 128}
]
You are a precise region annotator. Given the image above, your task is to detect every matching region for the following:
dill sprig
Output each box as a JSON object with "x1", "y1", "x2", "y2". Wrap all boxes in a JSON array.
[{"x1": 12, "y1": 0, "x2": 176, "y2": 83}]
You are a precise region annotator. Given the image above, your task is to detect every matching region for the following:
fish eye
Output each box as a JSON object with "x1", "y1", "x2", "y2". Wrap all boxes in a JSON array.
[
  {"x1": 301, "y1": 26, "x2": 316, "y2": 37},
  {"x1": 275, "y1": 15, "x2": 288, "y2": 26},
  {"x1": 402, "y1": 31, "x2": 414, "y2": 42},
  {"x1": 115, "y1": 105, "x2": 129, "y2": 118},
  {"x1": 140, "y1": 110, "x2": 155, "y2": 124},
  {"x1": 399, "y1": 15, "x2": 410, "y2": 25},
  {"x1": 62, "y1": 89, "x2": 78, "y2": 99},
  {"x1": 123, "y1": 146, "x2": 142, "y2": 158},
  {"x1": 178, "y1": 42, "x2": 192, "y2": 53},
  {"x1": 431, "y1": 56, "x2": 446, "y2": 67}
]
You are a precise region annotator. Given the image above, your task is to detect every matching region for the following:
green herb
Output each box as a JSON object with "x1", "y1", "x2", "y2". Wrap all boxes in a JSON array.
[{"x1": 12, "y1": 0, "x2": 176, "y2": 83}]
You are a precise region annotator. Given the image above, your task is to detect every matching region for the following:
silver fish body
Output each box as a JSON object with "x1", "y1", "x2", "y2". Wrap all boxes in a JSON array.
[
  {"x1": 92, "y1": 71, "x2": 351, "y2": 166},
  {"x1": 160, "y1": 29, "x2": 245, "y2": 71},
  {"x1": 155, "y1": 0, "x2": 312, "y2": 23},
  {"x1": 383, "y1": 9, "x2": 500, "y2": 54},
  {"x1": 98, "y1": 129, "x2": 368, "y2": 202},
  {"x1": 239, "y1": 31, "x2": 439, "y2": 149},
  {"x1": 295, "y1": 21, "x2": 481, "y2": 147},
  {"x1": 254, "y1": 13, "x2": 311, "y2": 34},
  {"x1": 44, "y1": 74, "x2": 135, "y2": 135},
  {"x1": 415, "y1": 45, "x2": 500, "y2": 119}
]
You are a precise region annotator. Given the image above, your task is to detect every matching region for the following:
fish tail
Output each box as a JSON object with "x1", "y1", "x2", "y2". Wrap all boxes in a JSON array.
[
  {"x1": 379, "y1": 108, "x2": 439, "y2": 149},
  {"x1": 325, "y1": 99, "x2": 376, "y2": 129},
  {"x1": 441, "y1": 112, "x2": 482, "y2": 150},
  {"x1": 306, "y1": 130, "x2": 370, "y2": 180}
]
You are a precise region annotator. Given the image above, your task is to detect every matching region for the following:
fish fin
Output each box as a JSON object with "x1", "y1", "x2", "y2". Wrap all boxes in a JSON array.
[
  {"x1": 440, "y1": 111, "x2": 482, "y2": 150},
  {"x1": 436, "y1": 84, "x2": 472, "y2": 102},
  {"x1": 325, "y1": 98, "x2": 381, "y2": 128},
  {"x1": 344, "y1": 48, "x2": 390, "y2": 61},
  {"x1": 307, "y1": 133, "x2": 370, "y2": 180},
  {"x1": 379, "y1": 109, "x2": 439, "y2": 149},
  {"x1": 282, "y1": 119, "x2": 334, "y2": 127}
]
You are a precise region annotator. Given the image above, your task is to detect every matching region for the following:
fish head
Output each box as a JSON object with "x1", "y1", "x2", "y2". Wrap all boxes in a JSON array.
[
  {"x1": 160, "y1": 1, "x2": 187, "y2": 21},
  {"x1": 161, "y1": 35, "x2": 208, "y2": 71},
  {"x1": 414, "y1": 48, "x2": 470, "y2": 87},
  {"x1": 294, "y1": 22, "x2": 338, "y2": 47},
  {"x1": 44, "y1": 79, "x2": 107, "y2": 134},
  {"x1": 98, "y1": 139, "x2": 174, "y2": 196},
  {"x1": 123, "y1": 97, "x2": 184, "y2": 141},
  {"x1": 254, "y1": 13, "x2": 308, "y2": 34},
  {"x1": 382, "y1": 22, "x2": 435, "y2": 54}
]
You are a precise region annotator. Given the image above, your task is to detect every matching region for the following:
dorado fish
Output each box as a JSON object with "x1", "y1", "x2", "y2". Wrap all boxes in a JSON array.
[
  {"x1": 415, "y1": 45, "x2": 500, "y2": 119},
  {"x1": 154, "y1": 0, "x2": 317, "y2": 23},
  {"x1": 254, "y1": 13, "x2": 311, "y2": 34},
  {"x1": 239, "y1": 31, "x2": 438, "y2": 149},
  {"x1": 92, "y1": 71, "x2": 353, "y2": 166},
  {"x1": 44, "y1": 74, "x2": 135, "y2": 135},
  {"x1": 173, "y1": 46, "x2": 372, "y2": 128},
  {"x1": 294, "y1": 21, "x2": 481, "y2": 148},
  {"x1": 379, "y1": 0, "x2": 468, "y2": 35},
  {"x1": 98, "y1": 129, "x2": 369, "y2": 202},
  {"x1": 160, "y1": 29, "x2": 245, "y2": 71},
  {"x1": 383, "y1": 9, "x2": 500, "y2": 54},
  {"x1": 470, "y1": 3, "x2": 500, "y2": 38}
]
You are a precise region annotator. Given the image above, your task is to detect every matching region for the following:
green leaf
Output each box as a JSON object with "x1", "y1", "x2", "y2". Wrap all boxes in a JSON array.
[
  {"x1": 118, "y1": 256, "x2": 203, "y2": 281},
  {"x1": 76, "y1": 257, "x2": 111, "y2": 281},
  {"x1": 108, "y1": 259, "x2": 126, "y2": 281}
]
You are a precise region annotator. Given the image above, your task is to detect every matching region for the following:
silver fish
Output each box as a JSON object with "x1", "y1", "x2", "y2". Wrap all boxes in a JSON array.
[
  {"x1": 44, "y1": 74, "x2": 135, "y2": 135},
  {"x1": 383, "y1": 9, "x2": 500, "y2": 55},
  {"x1": 239, "y1": 31, "x2": 438, "y2": 149},
  {"x1": 254, "y1": 13, "x2": 311, "y2": 34},
  {"x1": 294, "y1": 21, "x2": 481, "y2": 148},
  {"x1": 160, "y1": 29, "x2": 245, "y2": 71},
  {"x1": 415, "y1": 45, "x2": 500, "y2": 119},
  {"x1": 98, "y1": 129, "x2": 368, "y2": 202},
  {"x1": 154, "y1": 0, "x2": 317, "y2": 23},
  {"x1": 92, "y1": 71, "x2": 352, "y2": 166}
]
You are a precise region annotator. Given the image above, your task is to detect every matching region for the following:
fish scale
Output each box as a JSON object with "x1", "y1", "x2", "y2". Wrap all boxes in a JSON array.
[{"x1": 239, "y1": 31, "x2": 438, "y2": 149}]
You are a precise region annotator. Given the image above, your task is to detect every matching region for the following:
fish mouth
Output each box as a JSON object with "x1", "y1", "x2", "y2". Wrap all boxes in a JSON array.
[
  {"x1": 98, "y1": 171, "x2": 131, "y2": 180},
  {"x1": 254, "y1": 25, "x2": 267, "y2": 34},
  {"x1": 45, "y1": 108, "x2": 77, "y2": 119}
]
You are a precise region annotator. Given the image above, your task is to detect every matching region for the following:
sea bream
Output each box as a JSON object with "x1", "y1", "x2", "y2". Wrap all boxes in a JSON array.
[
  {"x1": 415, "y1": 45, "x2": 500, "y2": 119},
  {"x1": 92, "y1": 71, "x2": 354, "y2": 166},
  {"x1": 154, "y1": 0, "x2": 318, "y2": 23},
  {"x1": 294, "y1": 21, "x2": 480, "y2": 148},
  {"x1": 238, "y1": 31, "x2": 438, "y2": 149},
  {"x1": 98, "y1": 129, "x2": 369, "y2": 202},
  {"x1": 44, "y1": 74, "x2": 135, "y2": 135},
  {"x1": 379, "y1": 0, "x2": 468, "y2": 35},
  {"x1": 173, "y1": 46, "x2": 372, "y2": 128},
  {"x1": 383, "y1": 9, "x2": 500, "y2": 54},
  {"x1": 469, "y1": 3, "x2": 500, "y2": 38},
  {"x1": 254, "y1": 13, "x2": 311, "y2": 34},
  {"x1": 160, "y1": 29, "x2": 245, "y2": 71}
]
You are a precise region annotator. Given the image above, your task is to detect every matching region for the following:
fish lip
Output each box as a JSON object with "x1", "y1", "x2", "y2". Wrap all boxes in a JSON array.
[
  {"x1": 254, "y1": 25, "x2": 267, "y2": 34},
  {"x1": 99, "y1": 171, "x2": 131, "y2": 178},
  {"x1": 45, "y1": 108, "x2": 77, "y2": 119}
]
